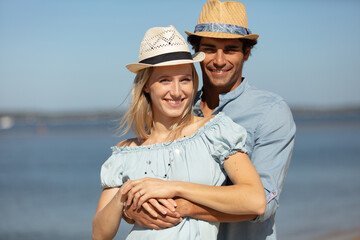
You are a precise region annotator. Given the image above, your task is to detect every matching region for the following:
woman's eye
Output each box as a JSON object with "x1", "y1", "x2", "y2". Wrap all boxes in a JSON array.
[
  {"x1": 181, "y1": 78, "x2": 192, "y2": 82},
  {"x1": 159, "y1": 79, "x2": 169, "y2": 83}
]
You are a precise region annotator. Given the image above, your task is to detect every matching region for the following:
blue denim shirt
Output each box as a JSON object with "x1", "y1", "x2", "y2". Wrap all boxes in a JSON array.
[{"x1": 194, "y1": 78, "x2": 296, "y2": 240}]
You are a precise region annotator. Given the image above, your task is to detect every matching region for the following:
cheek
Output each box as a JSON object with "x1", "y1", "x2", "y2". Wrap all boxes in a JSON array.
[
  {"x1": 184, "y1": 84, "x2": 194, "y2": 96},
  {"x1": 202, "y1": 56, "x2": 212, "y2": 66}
]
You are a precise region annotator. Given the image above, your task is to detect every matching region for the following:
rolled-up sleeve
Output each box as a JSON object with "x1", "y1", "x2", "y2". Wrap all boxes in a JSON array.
[{"x1": 251, "y1": 100, "x2": 296, "y2": 222}]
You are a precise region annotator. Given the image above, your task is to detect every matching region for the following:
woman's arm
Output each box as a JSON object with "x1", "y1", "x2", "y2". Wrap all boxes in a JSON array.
[
  {"x1": 92, "y1": 188, "x2": 125, "y2": 240},
  {"x1": 92, "y1": 187, "x2": 179, "y2": 239},
  {"x1": 122, "y1": 152, "x2": 266, "y2": 216}
]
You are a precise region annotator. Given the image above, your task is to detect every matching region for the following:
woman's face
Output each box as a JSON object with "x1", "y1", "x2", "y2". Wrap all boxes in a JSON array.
[{"x1": 144, "y1": 64, "x2": 194, "y2": 123}]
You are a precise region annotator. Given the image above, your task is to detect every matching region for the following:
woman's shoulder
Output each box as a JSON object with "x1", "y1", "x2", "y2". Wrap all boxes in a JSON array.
[
  {"x1": 194, "y1": 114, "x2": 216, "y2": 127},
  {"x1": 116, "y1": 138, "x2": 142, "y2": 147},
  {"x1": 194, "y1": 112, "x2": 231, "y2": 129},
  {"x1": 197, "y1": 112, "x2": 245, "y2": 136}
]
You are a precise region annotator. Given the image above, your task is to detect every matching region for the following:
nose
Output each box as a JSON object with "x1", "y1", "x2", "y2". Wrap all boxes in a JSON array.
[
  {"x1": 214, "y1": 49, "x2": 226, "y2": 68},
  {"x1": 170, "y1": 81, "x2": 181, "y2": 97}
]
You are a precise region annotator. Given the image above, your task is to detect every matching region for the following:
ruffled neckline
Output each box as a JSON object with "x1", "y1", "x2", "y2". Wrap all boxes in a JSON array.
[{"x1": 111, "y1": 112, "x2": 225, "y2": 152}]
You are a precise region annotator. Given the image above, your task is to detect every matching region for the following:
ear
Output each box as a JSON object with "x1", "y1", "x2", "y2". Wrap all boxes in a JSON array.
[
  {"x1": 244, "y1": 48, "x2": 251, "y2": 61},
  {"x1": 143, "y1": 84, "x2": 149, "y2": 93}
]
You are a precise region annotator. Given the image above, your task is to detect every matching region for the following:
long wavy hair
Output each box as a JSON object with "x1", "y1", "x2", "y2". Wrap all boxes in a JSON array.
[{"x1": 119, "y1": 64, "x2": 199, "y2": 141}]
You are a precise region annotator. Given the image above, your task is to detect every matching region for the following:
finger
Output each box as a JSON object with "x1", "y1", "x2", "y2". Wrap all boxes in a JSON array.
[
  {"x1": 131, "y1": 206, "x2": 182, "y2": 229},
  {"x1": 142, "y1": 202, "x2": 158, "y2": 218},
  {"x1": 167, "y1": 198, "x2": 178, "y2": 207},
  {"x1": 158, "y1": 199, "x2": 176, "y2": 212},
  {"x1": 126, "y1": 188, "x2": 136, "y2": 207},
  {"x1": 132, "y1": 190, "x2": 143, "y2": 210},
  {"x1": 148, "y1": 199, "x2": 167, "y2": 215},
  {"x1": 153, "y1": 216, "x2": 183, "y2": 229},
  {"x1": 120, "y1": 181, "x2": 133, "y2": 196},
  {"x1": 121, "y1": 179, "x2": 143, "y2": 196},
  {"x1": 137, "y1": 193, "x2": 150, "y2": 210},
  {"x1": 138, "y1": 217, "x2": 180, "y2": 230}
]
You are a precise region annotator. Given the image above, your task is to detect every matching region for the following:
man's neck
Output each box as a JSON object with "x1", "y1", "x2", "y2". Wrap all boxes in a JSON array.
[
  {"x1": 200, "y1": 88, "x2": 219, "y2": 117},
  {"x1": 200, "y1": 77, "x2": 243, "y2": 117}
]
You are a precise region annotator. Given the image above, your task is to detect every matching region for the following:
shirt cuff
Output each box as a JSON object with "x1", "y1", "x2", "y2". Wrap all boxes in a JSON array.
[{"x1": 251, "y1": 188, "x2": 279, "y2": 223}]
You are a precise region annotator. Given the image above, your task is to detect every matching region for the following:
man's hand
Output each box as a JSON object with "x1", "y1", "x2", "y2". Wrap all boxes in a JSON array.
[{"x1": 126, "y1": 201, "x2": 183, "y2": 230}]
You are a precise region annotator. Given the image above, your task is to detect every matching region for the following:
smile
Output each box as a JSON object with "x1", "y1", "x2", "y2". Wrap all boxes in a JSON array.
[
  {"x1": 165, "y1": 99, "x2": 184, "y2": 106},
  {"x1": 209, "y1": 68, "x2": 230, "y2": 74},
  {"x1": 168, "y1": 100, "x2": 181, "y2": 104}
]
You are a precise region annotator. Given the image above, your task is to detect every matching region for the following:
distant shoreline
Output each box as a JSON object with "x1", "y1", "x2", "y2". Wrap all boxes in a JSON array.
[
  {"x1": 1, "y1": 106, "x2": 360, "y2": 119},
  {"x1": 0, "y1": 106, "x2": 359, "y2": 132}
]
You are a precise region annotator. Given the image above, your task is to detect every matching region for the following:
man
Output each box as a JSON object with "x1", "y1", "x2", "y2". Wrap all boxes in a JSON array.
[{"x1": 124, "y1": 1, "x2": 296, "y2": 239}]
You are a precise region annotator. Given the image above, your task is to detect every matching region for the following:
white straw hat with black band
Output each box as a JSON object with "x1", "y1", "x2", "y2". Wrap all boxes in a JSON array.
[{"x1": 126, "y1": 25, "x2": 205, "y2": 73}]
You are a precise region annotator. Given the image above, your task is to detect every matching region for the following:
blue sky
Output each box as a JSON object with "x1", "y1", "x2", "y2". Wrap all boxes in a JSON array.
[{"x1": 1, "y1": 0, "x2": 360, "y2": 112}]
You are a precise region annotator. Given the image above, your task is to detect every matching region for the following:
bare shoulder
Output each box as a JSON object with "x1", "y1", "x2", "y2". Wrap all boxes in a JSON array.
[
  {"x1": 183, "y1": 115, "x2": 216, "y2": 137},
  {"x1": 116, "y1": 138, "x2": 141, "y2": 147}
]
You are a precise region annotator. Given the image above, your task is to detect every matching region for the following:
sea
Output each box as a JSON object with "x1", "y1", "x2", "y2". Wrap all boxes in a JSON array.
[{"x1": 0, "y1": 110, "x2": 359, "y2": 240}]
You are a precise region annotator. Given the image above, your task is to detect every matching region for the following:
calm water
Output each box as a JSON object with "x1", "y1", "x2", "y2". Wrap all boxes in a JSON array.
[{"x1": 0, "y1": 113, "x2": 359, "y2": 240}]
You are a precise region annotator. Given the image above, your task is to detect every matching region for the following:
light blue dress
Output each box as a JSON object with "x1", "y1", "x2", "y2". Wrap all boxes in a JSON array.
[{"x1": 100, "y1": 112, "x2": 248, "y2": 240}]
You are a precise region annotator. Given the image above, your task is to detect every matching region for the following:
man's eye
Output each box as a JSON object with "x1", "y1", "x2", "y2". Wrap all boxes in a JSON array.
[
  {"x1": 224, "y1": 48, "x2": 241, "y2": 53},
  {"x1": 201, "y1": 48, "x2": 216, "y2": 53}
]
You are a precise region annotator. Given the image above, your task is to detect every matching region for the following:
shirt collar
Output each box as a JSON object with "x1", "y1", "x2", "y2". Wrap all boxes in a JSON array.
[
  {"x1": 219, "y1": 77, "x2": 249, "y2": 102},
  {"x1": 194, "y1": 78, "x2": 249, "y2": 115}
]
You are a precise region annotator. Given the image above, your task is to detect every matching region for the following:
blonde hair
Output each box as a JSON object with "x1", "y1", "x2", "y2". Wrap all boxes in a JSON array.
[{"x1": 119, "y1": 64, "x2": 199, "y2": 141}]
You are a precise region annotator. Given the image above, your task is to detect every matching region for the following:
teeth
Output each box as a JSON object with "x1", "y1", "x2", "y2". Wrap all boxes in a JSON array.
[
  {"x1": 212, "y1": 70, "x2": 225, "y2": 73},
  {"x1": 168, "y1": 100, "x2": 181, "y2": 104}
]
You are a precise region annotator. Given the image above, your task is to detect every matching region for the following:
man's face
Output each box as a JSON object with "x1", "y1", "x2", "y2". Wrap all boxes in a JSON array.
[{"x1": 199, "y1": 37, "x2": 250, "y2": 93}]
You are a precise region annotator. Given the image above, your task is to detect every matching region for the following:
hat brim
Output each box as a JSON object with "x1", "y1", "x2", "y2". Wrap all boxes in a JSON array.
[
  {"x1": 185, "y1": 31, "x2": 259, "y2": 40},
  {"x1": 126, "y1": 52, "x2": 205, "y2": 73}
]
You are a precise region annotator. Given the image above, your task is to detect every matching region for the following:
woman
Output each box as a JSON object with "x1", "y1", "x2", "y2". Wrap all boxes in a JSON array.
[{"x1": 92, "y1": 25, "x2": 266, "y2": 240}]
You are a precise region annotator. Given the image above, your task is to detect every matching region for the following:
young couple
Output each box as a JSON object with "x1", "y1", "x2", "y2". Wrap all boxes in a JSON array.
[{"x1": 93, "y1": 1, "x2": 296, "y2": 240}]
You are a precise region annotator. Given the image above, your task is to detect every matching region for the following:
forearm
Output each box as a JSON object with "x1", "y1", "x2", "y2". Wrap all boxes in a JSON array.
[
  {"x1": 176, "y1": 198, "x2": 257, "y2": 222},
  {"x1": 174, "y1": 182, "x2": 265, "y2": 215},
  {"x1": 92, "y1": 193, "x2": 124, "y2": 240}
]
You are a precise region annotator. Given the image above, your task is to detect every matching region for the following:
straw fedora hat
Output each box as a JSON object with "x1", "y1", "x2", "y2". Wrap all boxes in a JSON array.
[
  {"x1": 185, "y1": 0, "x2": 258, "y2": 40},
  {"x1": 126, "y1": 25, "x2": 205, "y2": 73}
]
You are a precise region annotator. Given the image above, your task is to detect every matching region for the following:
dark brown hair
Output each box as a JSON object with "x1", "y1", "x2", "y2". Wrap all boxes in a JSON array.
[{"x1": 187, "y1": 35, "x2": 257, "y2": 54}]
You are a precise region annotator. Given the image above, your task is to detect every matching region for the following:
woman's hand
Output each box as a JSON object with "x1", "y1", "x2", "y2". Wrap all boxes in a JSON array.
[{"x1": 121, "y1": 177, "x2": 177, "y2": 212}]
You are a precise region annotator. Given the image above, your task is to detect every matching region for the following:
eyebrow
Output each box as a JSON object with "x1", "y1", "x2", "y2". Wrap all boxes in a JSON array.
[
  {"x1": 200, "y1": 43, "x2": 241, "y2": 50},
  {"x1": 157, "y1": 74, "x2": 192, "y2": 78},
  {"x1": 200, "y1": 43, "x2": 216, "y2": 48}
]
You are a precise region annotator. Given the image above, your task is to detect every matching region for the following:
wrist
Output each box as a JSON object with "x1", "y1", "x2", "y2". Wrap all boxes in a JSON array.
[
  {"x1": 173, "y1": 181, "x2": 184, "y2": 198},
  {"x1": 114, "y1": 189, "x2": 135, "y2": 224},
  {"x1": 175, "y1": 198, "x2": 191, "y2": 217},
  {"x1": 122, "y1": 203, "x2": 135, "y2": 224}
]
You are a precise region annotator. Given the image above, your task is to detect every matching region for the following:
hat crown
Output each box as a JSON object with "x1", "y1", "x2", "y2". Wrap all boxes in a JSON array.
[
  {"x1": 138, "y1": 26, "x2": 190, "y2": 62},
  {"x1": 126, "y1": 25, "x2": 205, "y2": 73},
  {"x1": 198, "y1": 0, "x2": 248, "y2": 28}
]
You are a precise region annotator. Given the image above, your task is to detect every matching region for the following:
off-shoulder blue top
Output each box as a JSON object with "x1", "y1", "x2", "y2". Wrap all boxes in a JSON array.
[{"x1": 100, "y1": 112, "x2": 247, "y2": 240}]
